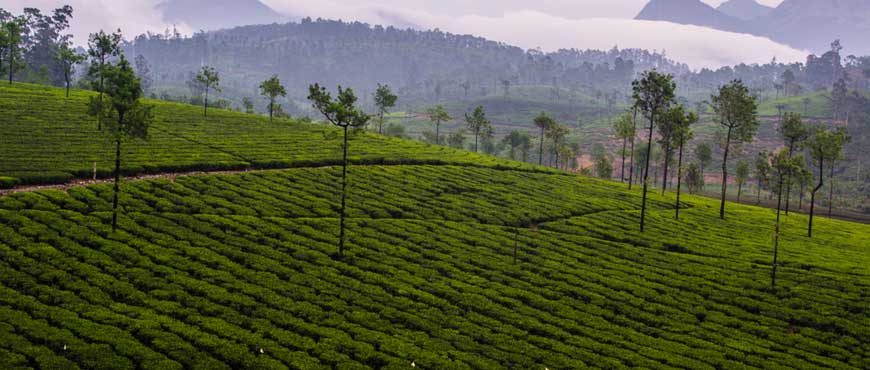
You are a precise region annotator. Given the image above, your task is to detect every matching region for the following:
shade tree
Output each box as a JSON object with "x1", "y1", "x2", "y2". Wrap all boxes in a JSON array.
[
  {"x1": 632, "y1": 70, "x2": 676, "y2": 232},
  {"x1": 613, "y1": 112, "x2": 635, "y2": 183},
  {"x1": 195, "y1": 66, "x2": 221, "y2": 117},
  {"x1": 87, "y1": 29, "x2": 122, "y2": 130},
  {"x1": 56, "y1": 41, "x2": 85, "y2": 97},
  {"x1": 87, "y1": 55, "x2": 153, "y2": 232},
  {"x1": 259, "y1": 75, "x2": 287, "y2": 122},
  {"x1": 710, "y1": 79, "x2": 758, "y2": 219},
  {"x1": 426, "y1": 105, "x2": 451, "y2": 145},
  {"x1": 465, "y1": 105, "x2": 492, "y2": 153},
  {"x1": 534, "y1": 112, "x2": 555, "y2": 166},
  {"x1": 778, "y1": 112, "x2": 809, "y2": 214},
  {"x1": 374, "y1": 83, "x2": 397, "y2": 135},
  {"x1": 307, "y1": 83, "x2": 370, "y2": 257},
  {"x1": 805, "y1": 126, "x2": 849, "y2": 237}
]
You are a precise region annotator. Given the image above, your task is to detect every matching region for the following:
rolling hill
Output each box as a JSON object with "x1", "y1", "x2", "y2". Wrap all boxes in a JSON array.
[{"x1": 0, "y1": 83, "x2": 868, "y2": 369}]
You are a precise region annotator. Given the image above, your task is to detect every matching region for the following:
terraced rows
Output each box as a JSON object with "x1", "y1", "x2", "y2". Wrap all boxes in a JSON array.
[
  {"x1": 0, "y1": 83, "x2": 528, "y2": 186},
  {"x1": 0, "y1": 165, "x2": 867, "y2": 370}
]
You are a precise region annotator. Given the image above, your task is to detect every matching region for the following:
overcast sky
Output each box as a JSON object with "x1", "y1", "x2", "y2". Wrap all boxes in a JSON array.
[{"x1": 4, "y1": 0, "x2": 800, "y2": 69}]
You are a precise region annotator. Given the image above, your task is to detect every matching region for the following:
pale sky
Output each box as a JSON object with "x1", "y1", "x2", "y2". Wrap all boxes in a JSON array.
[{"x1": 3, "y1": 0, "x2": 801, "y2": 69}]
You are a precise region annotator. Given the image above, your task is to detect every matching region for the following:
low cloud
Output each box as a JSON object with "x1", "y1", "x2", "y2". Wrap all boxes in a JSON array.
[{"x1": 7, "y1": 0, "x2": 804, "y2": 69}]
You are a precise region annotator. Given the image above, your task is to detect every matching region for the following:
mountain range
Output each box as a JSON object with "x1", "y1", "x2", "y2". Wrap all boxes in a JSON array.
[
  {"x1": 157, "y1": 0, "x2": 286, "y2": 31},
  {"x1": 636, "y1": 0, "x2": 870, "y2": 55}
]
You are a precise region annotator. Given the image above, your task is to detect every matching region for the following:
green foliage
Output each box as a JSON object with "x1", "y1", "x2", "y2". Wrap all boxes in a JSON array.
[
  {"x1": 464, "y1": 106, "x2": 491, "y2": 153},
  {"x1": 0, "y1": 163, "x2": 868, "y2": 369},
  {"x1": 0, "y1": 83, "x2": 535, "y2": 185},
  {"x1": 694, "y1": 143, "x2": 712, "y2": 169},
  {"x1": 736, "y1": 160, "x2": 750, "y2": 187},
  {"x1": 684, "y1": 162, "x2": 704, "y2": 194},
  {"x1": 259, "y1": 75, "x2": 287, "y2": 121},
  {"x1": 779, "y1": 112, "x2": 809, "y2": 153},
  {"x1": 711, "y1": 80, "x2": 759, "y2": 144},
  {"x1": 425, "y1": 105, "x2": 451, "y2": 144},
  {"x1": 373, "y1": 83, "x2": 398, "y2": 134}
]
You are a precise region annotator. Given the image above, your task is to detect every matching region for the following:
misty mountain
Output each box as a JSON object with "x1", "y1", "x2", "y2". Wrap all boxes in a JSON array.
[
  {"x1": 716, "y1": 0, "x2": 772, "y2": 21},
  {"x1": 636, "y1": 0, "x2": 870, "y2": 55},
  {"x1": 635, "y1": 0, "x2": 746, "y2": 33},
  {"x1": 157, "y1": 0, "x2": 287, "y2": 31}
]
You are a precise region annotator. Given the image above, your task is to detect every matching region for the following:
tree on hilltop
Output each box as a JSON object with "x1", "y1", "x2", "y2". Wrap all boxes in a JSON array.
[
  {"x1": 260, "y1": 75, "x2": 287, "y2": 122},
  {"x1": 374, "y1": 83, "x2": 397, "y2": 135},
  {"x1": 56, "y1": 41, "x2": 85, "y2": 97},
  {"x1": 426, "y1": 105, "x2": 451, "y2": 145},
  {"x1": 195, "y1": 66, "x2": 221, "y2": 117},
  {"x1": 87, "y1": 29, "x2": 122, "y2": 130}
]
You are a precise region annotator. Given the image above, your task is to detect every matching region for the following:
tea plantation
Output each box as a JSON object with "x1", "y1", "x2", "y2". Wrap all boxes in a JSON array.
[
  {"x1": 0, "y1": 83, "x2": 869, "y2": 369},
  {"x1": 0, "y1": 83, "x2": 533, "y2": 187}
]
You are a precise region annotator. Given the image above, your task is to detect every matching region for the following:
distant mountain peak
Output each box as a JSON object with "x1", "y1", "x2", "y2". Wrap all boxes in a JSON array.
[
  {"x1": 716, "y1": 0, "x2": 773, "y2": 21},
  {"x1": 635, "y1": 0, "x2": 745, "y2": 32},
  {"x1": 158, "y1": 0, "x2": 286, "y2": 31}
]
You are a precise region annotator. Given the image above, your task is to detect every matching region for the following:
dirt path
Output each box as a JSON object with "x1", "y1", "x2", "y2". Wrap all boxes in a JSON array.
[{"x1": 0, "y1": 168, "x2": 284, "y2": 197}]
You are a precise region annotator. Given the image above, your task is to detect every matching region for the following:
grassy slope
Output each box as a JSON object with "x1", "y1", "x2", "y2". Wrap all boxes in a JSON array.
[
  {"x1": 0, "y1": 83, "x2": 534, "y2": 186},
  {"x1": 0, "y1": 84, "x2": 868, "y2": 369}
]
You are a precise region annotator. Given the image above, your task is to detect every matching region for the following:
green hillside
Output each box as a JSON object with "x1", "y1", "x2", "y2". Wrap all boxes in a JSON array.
[
  {"x1": 0, "y1": 83, "x2": 533, "y2": 187},
  {"x1": 0, "y1": 84, "x2": 868, "y2": 370}
]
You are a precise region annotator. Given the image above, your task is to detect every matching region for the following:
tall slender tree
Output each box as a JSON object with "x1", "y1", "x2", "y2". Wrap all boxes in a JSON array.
[
  {"x1": 465, "y1": 105, "x2": 491, "y2": 153},
  {"x1": 657, "y1": 106, "x2": 681, "y2": 194},
  {"x1": 426, "y1": 105, "x2": 451, "y2": 144},
  {"x1": 547, "y1": 123, "x2": 569, "y2": 168},
  {"x1": 534, "y1": 112, "x2": 555, "y2": 166},
  {"x1": 87, "y1": 30, "x2": 122, "y2": 130},
  {"x1": 670, "y1": 106, "x2": 697, "y2": 220},
  {"x1": 4, "y1": 17, "x2": 25, "y2": 85},
  {"x1": 613, "y1": 112, "x2": 635, "y2": 183},
  {"x1": 769, "y1": 150, "x2": 802, "y2": 290},
  {"x1": 87, "y1": 55, "x2": 152, "y2": 232},
  {"x1": 778, "y1": 112, "x2": 809, "y2": 214},
  {"x1": 56, "y1": 41, "x2": 85, "y2": 97},
  {"x1": 754, "y1": 151, "x2": 771, "y2": 204},
  {"x1": 710, "y1": 80, "x2": 759, "y2": 219},
  {"x1": 632, "y1": 71, "x2": 676, "y2": 232},
  {"x1": 628, "y1": 105, "x2": 639, "y2": 189},
  {"x1": 308, "y1": 84, "x2": 370, "y2": 257},
  {"x1": 374, "y1": 83, "x2": 397, "y2": 134},
  {"x1": 806, "y1": 126, "x2": 849, "y2": 237},
  {"x1": 195, "y1": 66, "x2": 221, "y2": 117},
  {"x1": 259, "y1": 75, "x2": 287, "y2": 122}
]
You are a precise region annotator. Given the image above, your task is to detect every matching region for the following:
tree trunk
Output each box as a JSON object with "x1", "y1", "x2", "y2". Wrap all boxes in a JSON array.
[
  {"x1": 378, "y1": 113, "x2": 384, "y2": 134},
  {"x1": 628, "y1": 107, "x2": 637, "y2": 190},
  {"x1": 98, "y1": 59, "x2": 105, "y2": 130},
  {"x1": 338, "y1": 125, "x2": 349, "y2": 257},
  {"x1": 661, "y1": 142, "x2": 670, "y2": 195},
  {"x1": 620, "y1": 137, "x2": 627, "y2": 183},
  {"x1": 676, "y1": 140, "x2": 684, "y2": 220},
  {"x1": 269, "y1": 100, "x2": 274, "y2": 122},
  {"x1": 435, "y1": 121, "x2": 440, "y2": 145},
  {"x1": 757, "y1": 178, "x2": 762, "y2": 204},
  {"x1": 112, "y1": 136, "x2": 122, "y2": 232},
  {"x1": 640, "y1": 112, "x2": 655, "y2": 232},
  {"x1": 798, "y1": 183, "x2": 804, "y2": 210},
  {"x1": 772, "y1": 174, "x2": 784, "y2": 290},
  {"x1": 828, "y1": 162, "x2": 835, "y2": 218},
  {"x1": 8, "y1": 34, "x2": 13, "y2": 84},
  {"x1": 204, "y1": 85, "x2": 209, "y2": 117},
  {"x1": 719, "y1": 126, "x2": 733, "y2": 219},
  {"x1": 474, "y1": 131, "x2": 479, "y2": 153},
  {"x1": 785, "y1": 142, "x2": 795, "y2": 215},
  {"x1": 538, "y1": 127, "x2": 545, "y2": 166},
  {"x1": 737, "y1": 183, "x2": 742, "y2": 203},
  {"x1": 809, "y1": 158, "x2": 823, "y2": 238}
]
